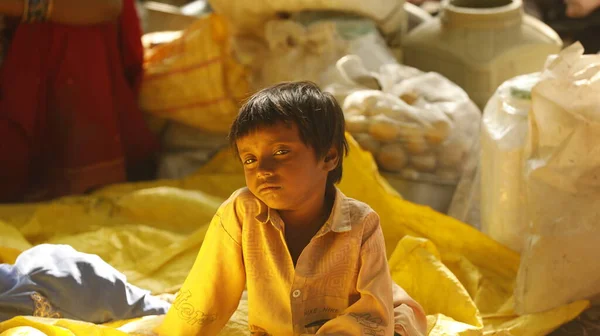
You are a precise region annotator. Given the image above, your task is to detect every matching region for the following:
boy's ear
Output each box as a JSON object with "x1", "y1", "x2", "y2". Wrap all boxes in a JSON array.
[{"x1": 323, "y1": 147, "x2": 339, "y2": 172}]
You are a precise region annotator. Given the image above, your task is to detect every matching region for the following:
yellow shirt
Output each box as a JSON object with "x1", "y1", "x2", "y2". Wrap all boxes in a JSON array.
[{"x1": 158, "y1": 187, "x2": 395, "y2": 336}]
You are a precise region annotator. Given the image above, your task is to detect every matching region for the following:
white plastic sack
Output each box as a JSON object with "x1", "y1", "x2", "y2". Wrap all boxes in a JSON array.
[
  {"x1": 515, "y1": 43, "x2": 600, "y2": 314},
  {"x1": 479, "y1": 73, "x2": 540, "y2": 252},
  {"x1": 233, "y1": 14, "x2": 397, "y2": 90},
  {"x1": 208, "y1": 0, "x2": 405, "y2": 43}
]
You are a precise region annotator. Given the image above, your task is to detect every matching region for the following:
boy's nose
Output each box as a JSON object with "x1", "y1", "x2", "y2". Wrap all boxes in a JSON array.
[
  {"x1": 257, "y1": 158, "x2": 276, "y2": 177},
  {"x1": 257, "y1": 170, "x2": 274, "y2": 179}
]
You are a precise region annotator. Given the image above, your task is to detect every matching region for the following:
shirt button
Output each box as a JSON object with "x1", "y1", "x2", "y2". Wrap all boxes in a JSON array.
[{"x1": 292, "y1": 289, "x2": 301, "y2": 298}]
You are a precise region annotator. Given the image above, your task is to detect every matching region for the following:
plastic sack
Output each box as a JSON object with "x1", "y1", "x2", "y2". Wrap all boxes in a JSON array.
[
  {"x1": 139, "y1": 14, "x2": 250, "y2": 134},
  {"x1": 333, "y1": 55, "x2": 481, "y2": 186},
  {"x1": 233, "y1": 12, "x2": 397, "y2": 90},
  {"x1": 515, "y1": 43, "x2": 600, "y2": 314},
  {"x1": 479, "y1": 73, "x2": 541, "y2": 252},
  {"x1": 208, "y1": 0, "x2": 405, "y2": 45}
]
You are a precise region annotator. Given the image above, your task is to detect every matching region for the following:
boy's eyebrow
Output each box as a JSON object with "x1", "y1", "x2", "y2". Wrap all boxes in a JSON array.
[
  {"x1": 239, "y1": 138, "x2": 298, "y2": 150},
  {"x1": 238, "y1": 142, "x2": 293, "y2": 153},
  {"x1": 237, "y1": 146, "x2": 252, "y2": 155}
]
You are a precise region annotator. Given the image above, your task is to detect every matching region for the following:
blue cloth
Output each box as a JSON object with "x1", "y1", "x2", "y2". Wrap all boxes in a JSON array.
[
  {"x1": 0, "y1": 265, "x2": 19, "y2": 293},
  {"x1": 0, "y1": 244, "x2": 171, "y2": 323}
]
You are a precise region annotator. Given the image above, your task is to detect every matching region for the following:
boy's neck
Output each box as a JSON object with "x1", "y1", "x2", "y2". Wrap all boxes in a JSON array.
[{"x1": 278, "y1": 185, "x2": 335, "y2": 233}]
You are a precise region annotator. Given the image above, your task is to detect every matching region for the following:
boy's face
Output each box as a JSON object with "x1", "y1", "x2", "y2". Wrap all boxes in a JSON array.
[{"x1": 236, "y1": 122, "x2": 337, "y2": 212}]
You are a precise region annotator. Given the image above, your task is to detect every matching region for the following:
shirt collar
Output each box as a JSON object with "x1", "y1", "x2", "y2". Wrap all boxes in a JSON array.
[{"x1": 254, "y1": 188, "x2": 352, "y2": 235}]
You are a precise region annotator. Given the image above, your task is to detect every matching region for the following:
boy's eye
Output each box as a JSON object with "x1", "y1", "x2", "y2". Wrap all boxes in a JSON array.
[
  {"x1": 243, "y1": 158, "x2": 256, "y2": 165},
  {"x1": 274, "y1": 149, "x2": 289, "y2": 155}
]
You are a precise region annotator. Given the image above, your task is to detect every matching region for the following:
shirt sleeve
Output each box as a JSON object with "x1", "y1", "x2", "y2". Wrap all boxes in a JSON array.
[
  {"x1": 155, "y1": 196, "x2": 246, "y2": 336},
  {"x1": 392, "y1": 283, "x2": 427, "y2": 336},
  {"x1": 315, "y1": 213, "x2": 394, "y2": 336}
]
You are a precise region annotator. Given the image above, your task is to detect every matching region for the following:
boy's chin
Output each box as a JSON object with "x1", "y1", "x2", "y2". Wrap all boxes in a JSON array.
[
  {"x1": 250, "y1": 188, "x2": 298, "y2": 211},
  {"x1": 255, "y1": 194, "x2": 290, "y2": 211},
  {"x1": 260, "y1": 198, "x2": 288, "y2": 211}
]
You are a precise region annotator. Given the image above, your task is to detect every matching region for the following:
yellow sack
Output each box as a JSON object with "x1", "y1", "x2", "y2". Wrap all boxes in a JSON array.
[
  {"x1": 0, "y1": 220, "x2": 31, "y2": 264},
  {"x1": 0, "y1": 136, "x2": 589, "y2": 335},
  {"x1": 140, "y1": 13, "x2": 250, "y2": 134},
  {"x1": 388, "y1": 236, "x2": 588, "y2": 335}
]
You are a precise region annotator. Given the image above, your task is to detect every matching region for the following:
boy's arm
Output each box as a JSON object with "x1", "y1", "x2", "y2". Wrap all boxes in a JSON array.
[
  {"x1": 392, "y1": 283, "x2": 427, "y2": 336},
  {"x1": 155, "y1": 200, "x2": 246, "y2": 336},
  {"x1": 315, "y1": 213, "x2": 395, "y2": 336}
]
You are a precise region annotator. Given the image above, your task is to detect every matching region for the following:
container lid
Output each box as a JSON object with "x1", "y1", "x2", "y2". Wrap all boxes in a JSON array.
[
  {"x1": 498, "y1": 73, "x2": 541, "y2": 116},
  {"x1": 441, "y1": 0, "x2": 523, "y2": 29}
]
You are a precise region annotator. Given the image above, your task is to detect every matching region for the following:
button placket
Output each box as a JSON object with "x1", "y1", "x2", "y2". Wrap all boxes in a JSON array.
[{"x1": 290, "y1": 276, "x2": 306, "y2": 334}]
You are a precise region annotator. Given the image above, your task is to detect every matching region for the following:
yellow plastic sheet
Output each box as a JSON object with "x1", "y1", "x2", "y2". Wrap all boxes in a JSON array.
[
  {"x1": 0, "y1": 136, "x2": 588, "y2": 335},
  {"x1": 0, "y1": 221, "x2": 31, "y2": 264}
]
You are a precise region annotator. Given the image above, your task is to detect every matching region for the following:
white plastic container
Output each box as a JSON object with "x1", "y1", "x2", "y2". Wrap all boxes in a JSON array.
[{"x1": 402, "y1": 0, "x2": 561, "y2": 109}]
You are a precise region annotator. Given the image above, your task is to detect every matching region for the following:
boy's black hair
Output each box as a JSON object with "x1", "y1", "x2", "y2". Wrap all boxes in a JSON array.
[{"x1": 228, "y1": 81, "x2": 349, "y2": 186}]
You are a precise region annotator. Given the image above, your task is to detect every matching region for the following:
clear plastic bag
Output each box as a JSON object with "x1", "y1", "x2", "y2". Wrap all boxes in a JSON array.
[
  {"x1": 447, "y1": 160, "x2": 481, "y2": 230},
  {"x1": 332, "y1": 56, "x2": 481, "y2": 186},
  {"x1": 479, "y1": 73, "x2": 541, "y2": 252}
]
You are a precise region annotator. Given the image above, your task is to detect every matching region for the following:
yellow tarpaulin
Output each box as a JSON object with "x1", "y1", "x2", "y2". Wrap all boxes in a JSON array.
[{"x1": 0, "y1": 136, "x2": 588, "y2": 335}]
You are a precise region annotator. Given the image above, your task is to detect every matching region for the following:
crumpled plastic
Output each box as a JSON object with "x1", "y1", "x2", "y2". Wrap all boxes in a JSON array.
[{"x1": 516, "y1": 42, "x2": 600, "y2": 315}]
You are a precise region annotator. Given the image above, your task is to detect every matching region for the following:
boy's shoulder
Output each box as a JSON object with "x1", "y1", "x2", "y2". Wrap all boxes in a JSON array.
[
  {"x1": 332, "y1": 189, "x2": 379, "y2": 232},
  {"x1": 227, "y1": 187, "x2": 258, "y2": 202},
  {"x1": 344, "y1": 194, "x2": 376, "y2": 217},
  {"x1": 217, "y1": 187, "x2": 265, "y2": 219}
]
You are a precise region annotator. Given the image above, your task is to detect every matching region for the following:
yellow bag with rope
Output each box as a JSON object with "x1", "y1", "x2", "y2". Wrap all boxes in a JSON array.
[{"x1": 139, "y1": 13, "x2": 250, "y2": 134}]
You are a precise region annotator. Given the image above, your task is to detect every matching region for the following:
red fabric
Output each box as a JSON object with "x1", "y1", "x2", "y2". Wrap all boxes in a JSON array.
[{"x1": 0, "y1": 0, "x2": 158, "y2": 202}]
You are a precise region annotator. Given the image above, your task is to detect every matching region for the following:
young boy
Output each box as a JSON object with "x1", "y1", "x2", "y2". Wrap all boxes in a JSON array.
[{"x1": 157, "y1": 82, "x2": 426, "y2": 335}]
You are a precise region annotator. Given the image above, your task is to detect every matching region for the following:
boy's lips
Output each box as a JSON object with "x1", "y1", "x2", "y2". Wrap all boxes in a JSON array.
[{"x1": 258, "y1": 184, "x2": 281, "y2": 193}]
